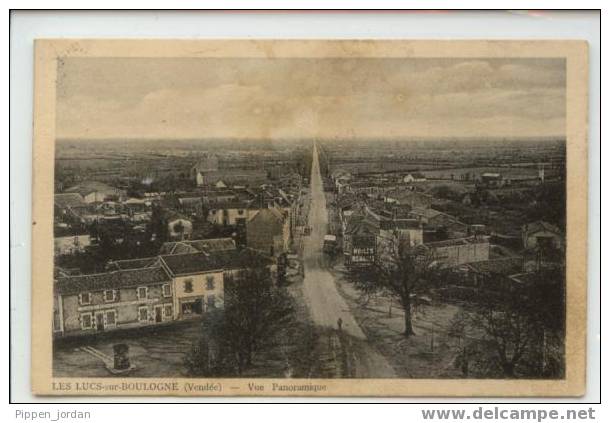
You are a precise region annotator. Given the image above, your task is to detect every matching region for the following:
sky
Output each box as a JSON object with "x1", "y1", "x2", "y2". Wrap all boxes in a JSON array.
[{"x1": 56, "y1": 57, "x2": 566, "y2": 141}]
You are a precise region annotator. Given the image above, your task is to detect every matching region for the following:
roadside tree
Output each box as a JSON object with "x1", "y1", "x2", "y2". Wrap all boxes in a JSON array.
[{"x1": 349, "y1": 235, "x2": 436, "y2": 337}]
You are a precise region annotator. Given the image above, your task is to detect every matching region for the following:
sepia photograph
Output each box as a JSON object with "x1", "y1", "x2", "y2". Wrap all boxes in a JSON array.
[{"x1": 30, "y1": 39, "x2": 589, "y2": 396}]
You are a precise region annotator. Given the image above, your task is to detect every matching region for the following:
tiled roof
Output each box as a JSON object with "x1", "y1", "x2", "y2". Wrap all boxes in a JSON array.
[
  {"x1": 159, "y1": 242, "x2": 199, "y2": 255},
  {"x1": 54, "y1": 193, "x2": 86, "y2": 209},
  {"x1": 160, "y1": 238, "x2": 237, "y2": 255},
  {"x1": 349, "y1": 181, "x2": 396, "y2": 189},
  {"x1": 190, "y1": 238, "x2": 237, "y2": 252},
  {"x1": 211, "y1": 249, "x2": 274, "y2": 269},
  {"x1": 345, "y1": 217, "x2": 378, "y2": 236},
  {"x1": 161, "y1": 209, "x2": 191, "y2": 222},
  {"x1": 408, "y1": 172, "x2": 426, "y2": 179},
  {"x1": 410, "y1": 207, "x2": 443, "y2": 219},
  {"x1": 204, "y1": 188, "x2": 238, "y2": 195},
  {"x1": 207, "y1": 200, "x2": 253, "y2": 210},
  {"x1": 55, "y1": 266, "x2": 171, "y2": 295},
  {"x1": 466, "y1": 257, "x2": 523, "y2": 276},
  {"x1": 426, "y1": 237, "x2": 488, "y2": 248},
  {"x1": 248, "y1": 207, "x2": 285, "y2": 223},
  {"x1": 160, "y1": 252, "x2": 223, "y2": 275},
  {"x1": 54, "y1": 267, "x2": 81, "y2": 278},
  {"x1": 386, "y1": 219, "x2": 422, "y2": 230},
  {"x1": 522, "y1": 221, "x2": 562, "y2": 236},
  {"x1": 105, "y1": 257, "x2": 159, "y2": 271},
  {"x1": 386, "y1": 191, "x2": 435, "y2": 204},
  {"x1": 160, "y1": 241, "x2": 192, "y2": 255},
  {"x1": 410, "y1": 208, "x2": 467, "y2": 229},
  {"x1": 337, "y1": 195, "x2": 359, "y2": 209},
  {"x1": 124, "y1": 197, "x2": 148, "y2": 205}
]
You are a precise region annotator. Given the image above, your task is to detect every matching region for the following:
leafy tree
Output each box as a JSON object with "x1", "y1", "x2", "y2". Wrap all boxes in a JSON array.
[
  {"x1": 173, "y1": 221, "x2": 185, "y2": 240},
  {"x1": 431, "y1": 185, "x2": 462, "y2": 201},
  {"x1": 185, "y1": 311, "x2": 234, "y2": 377},
  {"x1": 528, "y1": 182, "x2": 566, "y2": 230},
  {"x1": 97, "y1": 222, "x2": 122, "y2": 252},
  {"x1": 126, "y1": 181, "x2": 145, "y2": 198},
  {"x1": 149, "y1": 203, "x2": 169, "y2": 243},
  {"x1": 348, "y1": 269, "x2": 382, "y2": 307},
  {"x1": 276, "y1": 252, "x2": 288, "y2": 286},
  {"x1": 222, "y1": 261, "x2": 294, "y2": 374}
]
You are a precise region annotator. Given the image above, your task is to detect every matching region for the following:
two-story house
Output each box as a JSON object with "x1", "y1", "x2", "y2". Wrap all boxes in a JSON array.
[
  {"x1": 206, "y1": 200, "x2": 256, "y2": 227},
  {"x1": 53, "y1": 265, "x2": 174, "y2": 338},
  {"x1": 159, "y1": 252, "x2": 225, "y2": 320},
  {"x1": 246, "y1": 207, "x2": 290, "y2": 256}
]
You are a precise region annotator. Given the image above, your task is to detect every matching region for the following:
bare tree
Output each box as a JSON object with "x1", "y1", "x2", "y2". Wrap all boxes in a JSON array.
[
  {"x1": 350, "y1": 234, "x2": 436, "y2": 337},
  {"x1": 452, "y1": 267, "x2": 565, "y2": 378},
  {"x1": 467, "y1": 302, "x2": 536, "y2": 377}
]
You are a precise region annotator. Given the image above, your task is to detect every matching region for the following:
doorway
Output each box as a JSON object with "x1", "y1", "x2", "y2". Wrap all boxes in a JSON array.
[
  {"x1": 154, "y1": 306, "x2": 163, "y2": 323},
  {"x1": 95, "y1": 312, "x2": 105, "y2": 331}
]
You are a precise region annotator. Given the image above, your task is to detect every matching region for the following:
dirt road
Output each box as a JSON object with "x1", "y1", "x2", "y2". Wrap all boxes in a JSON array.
[{"x1": 302, "y1": 142, "x2": 395, "y2": 378}]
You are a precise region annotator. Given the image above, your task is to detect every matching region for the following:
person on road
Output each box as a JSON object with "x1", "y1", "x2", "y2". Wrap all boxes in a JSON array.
[{"x1": 337, "y1": 317, "x2": 343, "y2": 332}]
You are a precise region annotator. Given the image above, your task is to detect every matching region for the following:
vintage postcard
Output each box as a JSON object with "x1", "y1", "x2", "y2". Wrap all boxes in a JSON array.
[{"x1": 31, "y1": 40, "x2": 588, "y2": 396}]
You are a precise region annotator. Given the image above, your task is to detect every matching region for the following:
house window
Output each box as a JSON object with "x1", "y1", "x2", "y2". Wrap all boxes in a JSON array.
[
  {"x1": 164, "y1": 304, "x2": 173, "y2": 319},
  {"x1": 207, "y1": 295, "x2": 216, "y2": 309},
  {"x1": 79, "y1": 292, "x2": 91, "y2": 305},
  {"x1": 162, "y1": 284, "x2": 172, "y2": 297},
  {"x1": 103, "y1": 289, "x2": 117, "y2": 302},
  {"x1": 238, "y1": 209, "x2": 244, "y2": 215},
  {"x1": 138, "y1": 306, "x2": 149, "y2": 323},
  {"x1": 80, "y1": 313, "x2": 93, "y2": 330},
  {"x1": 206, "y1": 276, "x2": 215, "y2": 290},
  {"x1": 137, "y1": 286, "x2": 148, "y2": 300},
  {"x1": 183, "y1": 279, "x2": 194, "y2": 293},
  {"x1": 105, "y1": 310, "x2": 117, "y2": 327}
]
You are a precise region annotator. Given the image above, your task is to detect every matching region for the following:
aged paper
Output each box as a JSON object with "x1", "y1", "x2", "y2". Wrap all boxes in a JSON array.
[{"x1": 32, "y1": 40, "x2": 588, "y2": 396}]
